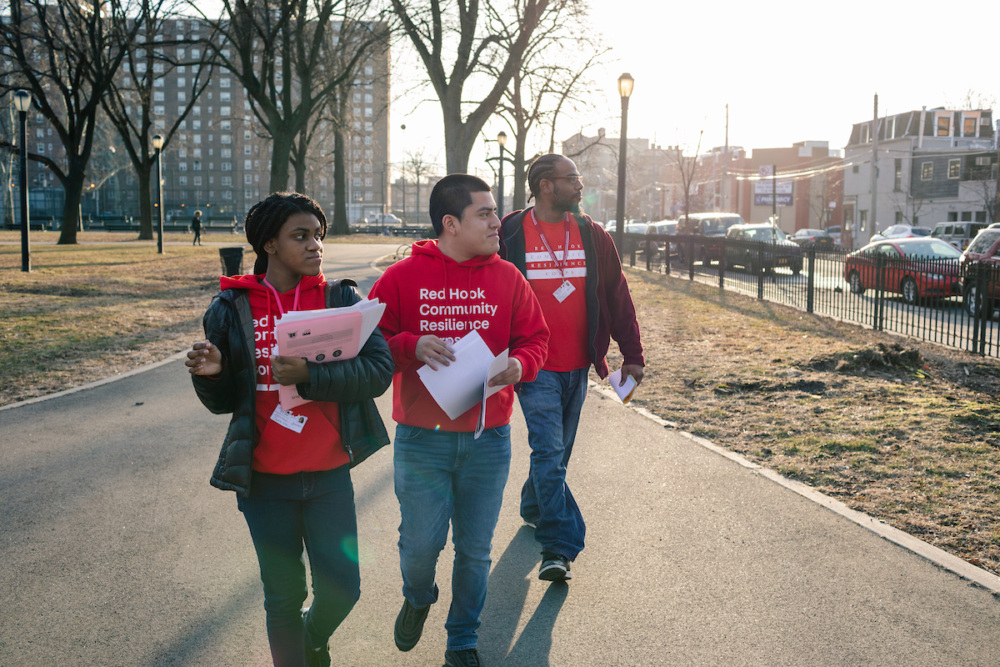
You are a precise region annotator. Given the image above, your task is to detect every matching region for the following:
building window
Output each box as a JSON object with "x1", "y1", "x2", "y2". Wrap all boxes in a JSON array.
[
  {"x1": 964, "y1": 117, "x2": 977, "y2": 137},
  {"x1": 193, "y1": 176, "x2": 202, "y2": 186},
  {"x1": 936, "y1": 116, "x2": 950, "y2": 136},
  {"x1": 244, "y1": 173, "x2": 253, "y2": 185},
  {"x1": 920, "y1": 162, "x2": 933, "y2": 181},
  {"x1": 153, "y1": 91, "x2": 164, "y2": 102},
  {"x1": 178, "y1": 162, "x2": 188, "y2": 171},
  {"x1": 221, "y1": 175, "x2": 232, "y2": 186},
  {"x1": 178, "y1": 176, "x2": 188, "y2": 186},
  {"x1": 948, "y1": 158, "x2": 961, "y2": 179},
  {"x1": 894, "y1": 158, "x2": 902, "y2": 191}
]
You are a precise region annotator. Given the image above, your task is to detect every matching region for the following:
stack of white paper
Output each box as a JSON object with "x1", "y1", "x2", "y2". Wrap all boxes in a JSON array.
[
  {"x1": 275, "y1": 298, "x2": 386, "y2": 409},
  {"x1": 416, "y1": 330, "x2": 509, "y2": 439}
]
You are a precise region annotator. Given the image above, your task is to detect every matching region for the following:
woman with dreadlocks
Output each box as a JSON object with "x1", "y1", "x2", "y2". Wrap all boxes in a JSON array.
[{"x1": 186, "y1": 192, "x2": 393, "y2": 667}]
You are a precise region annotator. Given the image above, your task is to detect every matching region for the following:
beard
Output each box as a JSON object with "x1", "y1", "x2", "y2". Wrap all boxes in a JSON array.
[{"x1": 568, "y1": 200, "x2": 585, "y2": 218}]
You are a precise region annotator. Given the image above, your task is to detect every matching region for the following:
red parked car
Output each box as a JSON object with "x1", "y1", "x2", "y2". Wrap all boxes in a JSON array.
[{"x1": 844, "y1": 238, "x2": 962, "y2": 305}]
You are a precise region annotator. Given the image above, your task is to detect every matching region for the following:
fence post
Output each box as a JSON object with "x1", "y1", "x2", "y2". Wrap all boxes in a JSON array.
[
  {"x1": 975, "y1": 263, "x2": 989, "y2": 355},
  {"x1": 665, "y1": 235, "x2": 672, "y2": 276},
  {"x1": 757, "y1": 242, "x2": 764, "y2": 300},
  {"x1": 688, "y1": 236, "x2": 695, "y2": 281},
  {"x1": 874, "y1": 254, "x2": 886, "y2": 331},
  {"x1": 806, "y1": 248, "x2": 815, "y2": 313},
  {"x1": 718, "y1": 237, "x2": 726, "y2": 289}
]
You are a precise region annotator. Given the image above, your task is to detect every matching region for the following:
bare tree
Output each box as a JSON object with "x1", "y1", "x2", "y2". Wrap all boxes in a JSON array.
[
  {"x1": 0, "y1": 0, "x2": 142, "y2": 244},
  {"x1": 389, "y1": 0, "x2": 550, "y2": 173},
  {"x1": 672, "y1": 132, "x2": 704, "y2": 233},
  {"x1": 194, "y1": 0, "x2": 388, "y2": 193},
  {"x1": 399, "y1": 149, "x2": 434, "y2": 224},
  {"x1": 103, "y1": 1, "x2": 215, "y2": 240},
  {"x1": 484, "y1": 0, "x2": 609, "y2": 211}
]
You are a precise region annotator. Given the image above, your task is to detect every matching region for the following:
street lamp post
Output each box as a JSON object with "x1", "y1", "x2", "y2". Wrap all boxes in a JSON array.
[
  {"x1": 153, "y1": 134, "x2": 164, "y2": 254},
  {"x1": 497, "y1": 131, "x2": 507, "y2": 219},
  {"x1": 14, "y1": 89, "x2": 31, "y2": 272},
  {"x1": 614, "y1": 73, "x2": 634, "y2": 256}
]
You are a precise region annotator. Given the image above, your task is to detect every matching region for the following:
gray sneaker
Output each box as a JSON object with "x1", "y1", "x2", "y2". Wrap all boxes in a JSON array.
[{"x1": 538, "y1": 553, "x2": 571, "y2": 581}]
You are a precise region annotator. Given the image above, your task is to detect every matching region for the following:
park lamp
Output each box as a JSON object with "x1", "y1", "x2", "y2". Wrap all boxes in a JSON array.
[
  {"x1": 617, "y1": 72, "x2": 634, "y2": 100},
  {"x1": 614, "y1": 73, "x2": 634, "y2": 257},
  {"x1": 153, "y1": 134, "x2": 164, "y2": 254},
  {"x1": 14, "y1": 89, "x2": 31, "y2": 112},
  {"x1": 497, "y1": 131, "x2": 507, "y2": 148},
  {"x1": 15, "y1": 89, "x2": 32, "y2": 272}
]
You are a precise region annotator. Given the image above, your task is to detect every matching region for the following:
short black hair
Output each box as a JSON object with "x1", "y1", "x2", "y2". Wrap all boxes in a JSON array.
[
  {"x1": 428, "y1": 174, "x2": 492, "y2": 235},
  {"x1": 244, "y1": 192, "x2": 327, "y2": 274}
]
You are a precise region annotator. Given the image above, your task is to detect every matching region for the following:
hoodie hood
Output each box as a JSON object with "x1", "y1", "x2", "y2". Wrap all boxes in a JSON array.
[
  {"x1": 410, "y1": 238, "x2": 501, "y2": 268},
  {"x1": 219, "y1": 272, "x2": 325, "y2": 293}
]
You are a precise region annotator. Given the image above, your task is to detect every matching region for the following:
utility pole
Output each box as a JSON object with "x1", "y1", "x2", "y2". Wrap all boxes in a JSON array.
[
  {"x1": 869, "y1": 93, "x2": 879, "y2": 244},
  {"x1": 723, "y1": 104, "x2": 729, "y2": 212}
]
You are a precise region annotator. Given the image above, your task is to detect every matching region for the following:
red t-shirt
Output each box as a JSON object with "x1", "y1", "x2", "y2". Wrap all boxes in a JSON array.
[{"x1": 523, "y1": 211, "x2": 590, "y2": 371}]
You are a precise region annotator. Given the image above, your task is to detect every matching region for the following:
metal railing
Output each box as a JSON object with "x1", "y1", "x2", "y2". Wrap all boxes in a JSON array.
[{"x1": 626, "y1": 233, "x2": 1000, "y2": 358}]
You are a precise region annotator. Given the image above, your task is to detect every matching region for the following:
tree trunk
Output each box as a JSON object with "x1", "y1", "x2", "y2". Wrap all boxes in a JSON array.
[
  {"x1": 269, "y1": 126, "x2": 293, "y2": 193},
  {"x1": 512, "y1": 138, "x2": 527, "y2": 213},
  {"x1": 331, "y1": 124, "x2": 349, "y2": 235},
  {"x1": 57, "y1": 169, "x2": 86, "y2": 245}
]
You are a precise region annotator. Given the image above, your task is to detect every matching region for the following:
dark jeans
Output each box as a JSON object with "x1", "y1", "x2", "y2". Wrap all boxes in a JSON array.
[
  {"x1": 238, "y1": 466, "x2": 360, "y2": 667},
  {"x1": 518, "y1": 368, "x2": 589, "y2": 560}
]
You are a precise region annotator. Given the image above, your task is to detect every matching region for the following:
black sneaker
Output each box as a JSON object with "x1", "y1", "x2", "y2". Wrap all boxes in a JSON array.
[
  {"x1": 394, "y1": 598, "x2": 430, "y2": 652},
  {"x1": 445, "y1": 648, "x2": 481, "y2": 666},
  {"x1": 538, "y1": 552, "x2": 571, "y2": 581},
  {"x1": 302, "y1": 609, "x2": 331, "y2": 667}
]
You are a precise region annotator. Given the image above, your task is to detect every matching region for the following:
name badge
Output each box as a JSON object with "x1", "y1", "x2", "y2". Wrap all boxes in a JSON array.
[
  {"x1": 553, "y1": 280, "x2": 575, "y2": 303},
  {"x1": 271, "y1": 404, "x2": 308, "y2": 433}
]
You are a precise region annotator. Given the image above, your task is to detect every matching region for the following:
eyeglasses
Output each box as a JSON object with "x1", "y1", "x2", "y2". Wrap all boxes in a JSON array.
[{"x1": 548, "y1": 175, "x2": 583, "y2": 185}]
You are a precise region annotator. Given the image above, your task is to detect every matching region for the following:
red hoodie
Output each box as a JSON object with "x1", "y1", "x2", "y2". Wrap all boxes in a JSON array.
[
  {"x1": 369, "y1": 240, "x2": 549, "y2": 432},
  {"x1": 218, "y1": 272, "x2": 349, "y2": 474}
]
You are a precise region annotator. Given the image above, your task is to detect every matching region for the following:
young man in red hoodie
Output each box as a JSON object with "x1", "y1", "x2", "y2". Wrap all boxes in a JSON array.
[{"x1": 369, "y1": 174, "x2": 549, "y2": 667}]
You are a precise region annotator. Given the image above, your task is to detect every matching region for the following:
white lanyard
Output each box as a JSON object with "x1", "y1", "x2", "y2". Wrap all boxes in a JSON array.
[{"x1": 529, "y1": 210, "x2": 571, "y2": 280}]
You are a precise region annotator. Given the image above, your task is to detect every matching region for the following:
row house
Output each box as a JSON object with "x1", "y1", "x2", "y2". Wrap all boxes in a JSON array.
[{"x1": 843, "y1": 107, "x2": 998, "y2": 247}]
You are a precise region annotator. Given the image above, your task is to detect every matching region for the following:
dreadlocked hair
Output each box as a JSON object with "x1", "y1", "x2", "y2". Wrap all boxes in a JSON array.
[
  {"x1": 243, "y1": 192, "x2": 328, "y2": 274},
  {"x1": 526, "y1": 153, "x2": 567, "y2": 202}
]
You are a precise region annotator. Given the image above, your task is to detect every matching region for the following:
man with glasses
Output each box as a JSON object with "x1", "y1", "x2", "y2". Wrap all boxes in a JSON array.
[{"x1": 499, "y1": 153, "x2": 644, "y2": 582}]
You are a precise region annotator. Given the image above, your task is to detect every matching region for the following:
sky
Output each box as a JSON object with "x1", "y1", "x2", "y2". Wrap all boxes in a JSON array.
[{"x1": 391, "y1": 0, "x2": 999, "y2": 181}]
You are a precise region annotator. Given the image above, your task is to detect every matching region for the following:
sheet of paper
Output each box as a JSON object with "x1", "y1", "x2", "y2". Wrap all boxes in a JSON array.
[
  {"x1": 475, "y1": 349, "x2": 509, "y2": 439},
  {"x1": 608, "y1": 368, "x2": 637, "y2": 404},
  {"x1": 416, "y1": 330, "x2": 508, "y2": 422},
  {"x1": 273, "y1": 299, "x2": 386, "y2": 410}
]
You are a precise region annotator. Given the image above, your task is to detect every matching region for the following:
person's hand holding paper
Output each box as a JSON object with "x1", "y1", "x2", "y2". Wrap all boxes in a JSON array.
[{"x1": 487, "y1": 357, "x2": 522, "y2": 387}]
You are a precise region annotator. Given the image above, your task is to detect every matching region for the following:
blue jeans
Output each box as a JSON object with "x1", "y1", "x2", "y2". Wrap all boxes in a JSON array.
[
  {"x1": 238, "y1": 466, "x2": 360, "y2": 667},
  {"x1": 518, "y1": 368, "x2": 589, "y2": 560},
  {"x1": 393, "y1": 423, "x2": 511, "y2": 651}
]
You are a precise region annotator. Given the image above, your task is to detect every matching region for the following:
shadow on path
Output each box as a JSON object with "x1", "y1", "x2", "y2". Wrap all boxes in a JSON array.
[{"x1": 480, "y1": 526, "x2": 568, "y2": 665}]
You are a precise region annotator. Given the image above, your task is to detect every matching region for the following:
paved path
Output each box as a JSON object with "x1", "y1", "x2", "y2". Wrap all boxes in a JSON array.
[{"x1": 2, "y1": 243, "x2": 999, "y2": 666}]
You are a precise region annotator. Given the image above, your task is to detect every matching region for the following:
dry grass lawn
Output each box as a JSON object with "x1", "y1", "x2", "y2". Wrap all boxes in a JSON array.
[{"x1": 4, "y1": 233, "x2": 1000, "y2": 576}]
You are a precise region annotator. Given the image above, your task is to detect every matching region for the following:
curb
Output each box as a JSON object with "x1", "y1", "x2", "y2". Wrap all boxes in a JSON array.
[{"x1": 589, "y1": 379, "x2": 1000, "y2": 596}]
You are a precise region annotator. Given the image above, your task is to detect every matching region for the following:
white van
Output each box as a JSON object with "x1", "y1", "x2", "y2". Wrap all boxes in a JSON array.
[{"x1": 930, "y1": 221, "x2": 988, "y2": 251}]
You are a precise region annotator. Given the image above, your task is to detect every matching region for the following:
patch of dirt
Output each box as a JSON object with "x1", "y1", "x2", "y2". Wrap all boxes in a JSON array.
[{"x1": 609, "y1": 269, "x2": 1000, "y2": 577}]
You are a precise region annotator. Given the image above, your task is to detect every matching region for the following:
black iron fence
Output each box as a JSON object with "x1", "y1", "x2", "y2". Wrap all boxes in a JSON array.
[{"x1": 626, "y1": 233, "x2": 1000, "y2": 358}]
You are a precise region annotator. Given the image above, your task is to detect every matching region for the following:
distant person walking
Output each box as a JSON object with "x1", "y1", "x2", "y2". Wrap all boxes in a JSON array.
[
  {"x1": 500, "y1": 153, "x2": 644, "y2": 583},
  {"x1": 191, "y1": 209, "x2": 203, "y2": 245},
  {"x1": 186, "y1": 192, "x2": 393, "y2": 667}
]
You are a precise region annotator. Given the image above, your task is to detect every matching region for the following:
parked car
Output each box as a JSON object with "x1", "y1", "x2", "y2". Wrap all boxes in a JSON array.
[
  {"x1": 959, "y1": 228, "x2": 1000, "y2": 318},
  {"x1": 790, "y1": 228, "x2": 835, "y2": 250},
  {"x1": 725, "y1": 223, "x2": 803, "y2": 274},
  {"x1": 644, "y1": 219, "x2": 677, "y2": 259},
  {"x1": 676, "y1": 212, "x2": 745, "y2": 264},
  {"x1": 870, "y1": 224, "x2": 931, "y2": 243},
  {"x1": 825, "y1": 225, "x2": 843, "y2": 246},
  {"x1": 930, "y1": 221, "x2": 988, "y2": 251},
  {"x1": 844, "y1": 238, "x2": 962, "y2": 305}
]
